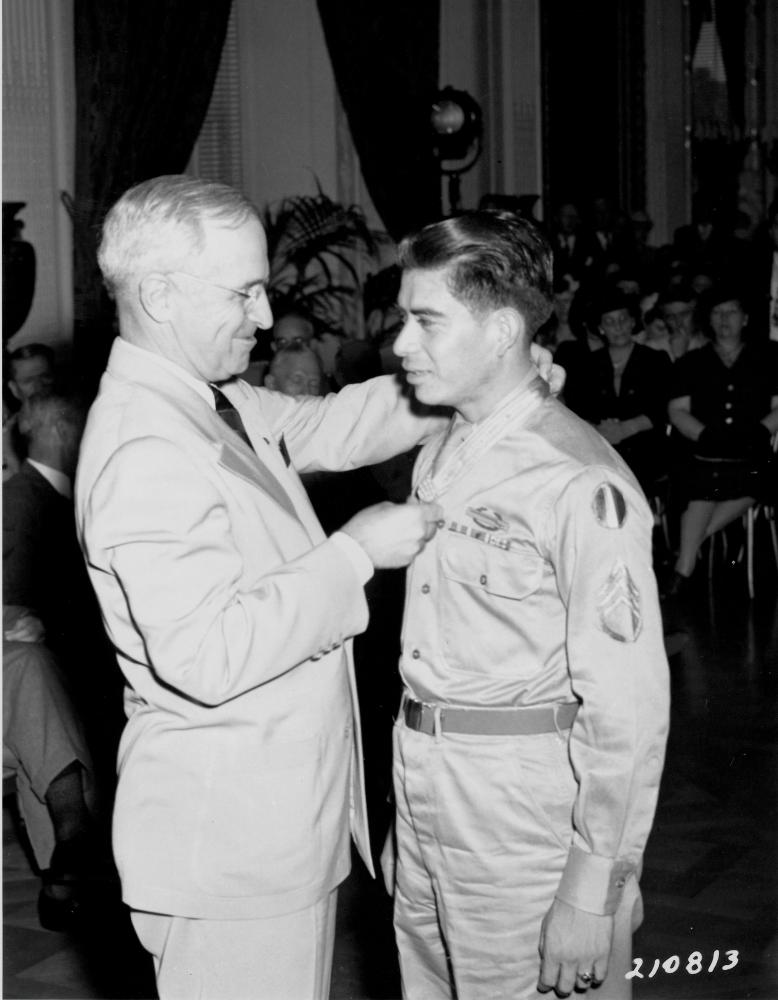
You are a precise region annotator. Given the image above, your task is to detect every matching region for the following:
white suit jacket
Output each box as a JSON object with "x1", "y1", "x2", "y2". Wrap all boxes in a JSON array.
[{"x1": 75, "y1": 337, "x2": 439, "y2": 919}]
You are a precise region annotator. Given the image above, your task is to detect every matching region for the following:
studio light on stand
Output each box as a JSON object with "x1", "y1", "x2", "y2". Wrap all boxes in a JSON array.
[{"x1": 430, "y1": 86, "x2": 483, "y2": 215}]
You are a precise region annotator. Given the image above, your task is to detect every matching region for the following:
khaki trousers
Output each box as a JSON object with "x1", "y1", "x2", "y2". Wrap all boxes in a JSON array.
[
  {"x1": 392, "y1": 721, "x2": 639, "y2": 1000},
  {"x1": 131, "y1": 888, "x2": 338, "y2": 1000}
]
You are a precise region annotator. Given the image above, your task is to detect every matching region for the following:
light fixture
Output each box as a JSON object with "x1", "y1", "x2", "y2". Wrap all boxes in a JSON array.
[{"x1": 430, "y1": 86, "x2": 483, "y2": 214}]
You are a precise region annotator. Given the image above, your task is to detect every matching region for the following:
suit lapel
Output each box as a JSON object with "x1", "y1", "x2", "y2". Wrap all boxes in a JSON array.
[
  {"x1": 218, "y1": 380, "x2": 327, "y2": 543},
  {"x1": 104, "y1": 342, "x2": 325, "y2": 540},
  {"x1": 216, "y1": 440, "x2": 298, "y2": 519}
]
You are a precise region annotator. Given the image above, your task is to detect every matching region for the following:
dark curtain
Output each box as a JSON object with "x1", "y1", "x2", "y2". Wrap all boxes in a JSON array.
[
  {"x1": 70, "y1": 0, "x2": 232, "y2": 387},
  {"x1": 316, "y1": 0, "x2": 441, "y2": 242}
]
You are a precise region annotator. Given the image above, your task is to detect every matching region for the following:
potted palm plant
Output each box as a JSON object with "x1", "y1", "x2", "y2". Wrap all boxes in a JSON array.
[{"x1": 263, "y1": 186, "x2": 386, "y2": 338}]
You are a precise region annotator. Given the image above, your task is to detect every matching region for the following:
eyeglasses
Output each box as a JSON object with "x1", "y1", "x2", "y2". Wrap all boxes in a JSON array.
[
  {"x1": 168, "y1": 271, "x2": 267, "y2": 311},
  {"x1": 273, "y1": 335, "x2": 310, "y2": 350}
]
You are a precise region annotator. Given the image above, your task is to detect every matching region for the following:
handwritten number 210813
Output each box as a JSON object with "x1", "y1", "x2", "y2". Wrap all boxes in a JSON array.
[{"x1": 626, "y1": 950, "x2": 739, "y2": 979}]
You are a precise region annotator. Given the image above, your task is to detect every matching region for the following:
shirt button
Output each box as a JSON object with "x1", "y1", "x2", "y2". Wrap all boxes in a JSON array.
[
  {"x1": 725, "y1": 417, "x2": 733, "y2": 424},
  {"x1": 421, "y1": 584, "x2": 430, "y2": 594},
  {"x1": 412, "y1": 649, "x2": 421, "y2": 659},
  {"x1": 725, "y1": 402, "x2": 732, "y2": 409},
  {"x1": 727, "y1": 384, "x2": 734, "y2": 391},
  {"x1": 479, "y1": 574, "x2": 488, "y2": 585}
]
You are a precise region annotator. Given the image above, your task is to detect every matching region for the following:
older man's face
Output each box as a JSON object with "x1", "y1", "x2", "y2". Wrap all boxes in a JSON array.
[
  {"x1": 167, "y1": 216, "x2": 273, "y2": 383},
  {"x1": 9, "y1": 356, "x2": 55, "y2": 402},
  {"x1": 268, "y1": 350, "x2": 324, "y2": 398}
]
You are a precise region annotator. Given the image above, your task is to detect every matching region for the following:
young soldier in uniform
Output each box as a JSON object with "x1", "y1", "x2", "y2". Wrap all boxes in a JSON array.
[{"x1": 385, "y1": 211, "x2": 670, "y2": 1000}]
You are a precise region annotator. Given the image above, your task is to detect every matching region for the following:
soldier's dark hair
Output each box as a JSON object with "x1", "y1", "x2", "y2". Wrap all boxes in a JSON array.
[{"x1": 397, "y1": 210, "x2": 554, "y2": 336}]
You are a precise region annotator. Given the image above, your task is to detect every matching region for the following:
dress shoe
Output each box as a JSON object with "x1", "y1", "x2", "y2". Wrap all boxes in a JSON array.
[{"x1": 37, "y1": 834, "x2": 94, "y2": 932}]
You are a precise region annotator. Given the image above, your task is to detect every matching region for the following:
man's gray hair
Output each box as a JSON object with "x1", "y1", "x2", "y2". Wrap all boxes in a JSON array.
[{"x1": 98, "y1": 174, "x2": 259, "y2": 296}]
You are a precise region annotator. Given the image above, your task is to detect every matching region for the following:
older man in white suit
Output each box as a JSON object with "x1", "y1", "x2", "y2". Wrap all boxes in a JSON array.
[{"x1": 75, "y1": 175, "x2": 444, "y2": 1000}]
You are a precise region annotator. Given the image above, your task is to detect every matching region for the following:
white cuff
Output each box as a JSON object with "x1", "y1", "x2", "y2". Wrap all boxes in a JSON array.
[{"x1": 330, "y1": 531, "x2": 374, "y2": 585}]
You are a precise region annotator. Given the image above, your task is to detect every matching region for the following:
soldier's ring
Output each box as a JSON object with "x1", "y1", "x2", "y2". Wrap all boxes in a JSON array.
[{"x1": 578, "y1": 972, "x2": 593, "y2": 984}]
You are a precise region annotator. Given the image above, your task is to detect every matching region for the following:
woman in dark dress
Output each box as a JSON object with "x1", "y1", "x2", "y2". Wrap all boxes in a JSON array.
[
  {"x1": 666, "y1": 288, "x2": 778, "y2": 590},
  {"x1": 567, "y1": 290, "x2": 673, "y2": 495}
]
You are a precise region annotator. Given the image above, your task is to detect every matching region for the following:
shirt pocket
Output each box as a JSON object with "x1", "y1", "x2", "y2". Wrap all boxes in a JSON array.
[{"x1": 438, "y1": 534, "x2": 544, "y2": 676}]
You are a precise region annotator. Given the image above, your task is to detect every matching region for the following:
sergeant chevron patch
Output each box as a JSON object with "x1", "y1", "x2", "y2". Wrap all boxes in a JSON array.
[
  {"x1": 597, "y1": 560, "x2": 642, "y2": 642},
  {"x1": 592, "y1": 482, "x2": 628, "y2": 529}
]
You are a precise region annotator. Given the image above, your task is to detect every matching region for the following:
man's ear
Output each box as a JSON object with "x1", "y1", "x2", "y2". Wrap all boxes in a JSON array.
[
  {"x1": 493, "y1": 307, "x2": 524, "y2": 357},
  {"x1": 8, "y1": 380, "x2": 21, "y2": 403},
  {"x1": 264, "y1": 373, "x2": 277, "y2": 390},
  {"x1": 138, "y1": 273, "x2": 173, "y2": 323}
]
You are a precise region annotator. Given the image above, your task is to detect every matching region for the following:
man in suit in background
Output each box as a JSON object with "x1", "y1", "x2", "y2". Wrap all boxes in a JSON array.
[
  {"x1": 3, "y1": 393, "x2": 122, "y2": 767},
  {"x1": 3, "y1": 343, "x2": 57, "y2": 479},
  {"x1": 75, "y1": 174, "x2": 443, "y2": 1000},
  {"x1": 3, "y1": 394, "x2": 86, "y2": 641}
]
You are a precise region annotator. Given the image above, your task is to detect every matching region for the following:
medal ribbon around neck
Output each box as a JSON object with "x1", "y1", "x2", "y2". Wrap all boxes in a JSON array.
[{"x1": 415, "y1": 373, "x2": 547, "y2": 502}]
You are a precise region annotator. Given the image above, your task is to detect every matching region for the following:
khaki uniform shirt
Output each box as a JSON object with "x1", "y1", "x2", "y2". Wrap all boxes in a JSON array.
[{"x1": 400, "y1": 376, "x2": 670, "y2": 916}]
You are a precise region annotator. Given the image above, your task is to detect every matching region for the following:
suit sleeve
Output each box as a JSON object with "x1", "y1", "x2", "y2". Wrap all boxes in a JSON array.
[
  {"x1": 82, "y1": 435, "x2": 369, "y2": 706},
  {"x1": 543, "y1": 465, "x2": 670, "y2": 915},
  {"x1": 255, "y1": 375, "x2": 446, "y2": 473}
]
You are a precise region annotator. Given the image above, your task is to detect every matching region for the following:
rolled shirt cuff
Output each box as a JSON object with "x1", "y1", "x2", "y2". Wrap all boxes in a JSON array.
[
  {"x1": 330, "y1": 531, "x2": 374, "y2": 586},
  {"x1": 555, "y1": 843, "x2": 636, "y2": 916}
]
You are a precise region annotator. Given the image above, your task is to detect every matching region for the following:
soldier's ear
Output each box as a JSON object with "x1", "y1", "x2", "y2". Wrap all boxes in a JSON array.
[
  {"x1": 493, "y1": 307, "x2": 524, "y2": 357},
  {"x1": 264, "y1": 373, "x2": 277, "y2": 391},
  {"x1": 139, "y1": 273, "x2": 173, "y2": 323}
]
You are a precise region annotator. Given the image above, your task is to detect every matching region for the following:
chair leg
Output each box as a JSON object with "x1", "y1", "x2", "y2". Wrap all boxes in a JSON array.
[
  {"x1": 746, "y1": 507, "x2": 755, "y2": 600},
  {"x1": 769, "y1": 507, "x2": 778, "y2": 568}
]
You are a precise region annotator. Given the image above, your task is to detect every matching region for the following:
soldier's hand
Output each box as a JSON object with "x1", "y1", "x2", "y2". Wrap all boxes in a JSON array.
[
  {"x1": 537, "y1": 898, "x2": 613, "y2": 997},
  {"x1": 340, "y1": 500, "x2": 442, "y2": 569}
]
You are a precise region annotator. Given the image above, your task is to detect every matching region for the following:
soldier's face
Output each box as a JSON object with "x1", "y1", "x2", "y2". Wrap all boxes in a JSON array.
[{"x1": 394, "y1": 267, "x2": 500, "y2": 418}]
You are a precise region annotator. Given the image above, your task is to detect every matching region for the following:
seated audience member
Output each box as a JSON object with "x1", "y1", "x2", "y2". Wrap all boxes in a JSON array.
[
  {"x1": 3, "y1": 394, "x2": 87, "y2": 650},
  {"x1": 634, "y1": 306, "x2": 674, "y2": 359},
  {"x1": 264, "y1": 343, "x2": 325, "y2": 397},
  {"x1": 620, "y1": 209, "x2": 662, "y2": 290},
  {"x1": 3, "y1": 606, "x2": 98, "y2": 931},
  {"x1": 535, "y1": 275, "x2": 580, "y2": 353},
  {"x1": 554, "y1": 290, "x2": 607, "y2": 415},
  {"x1": 3, "y1": 396, "x2": 20, "y2": 481},
  {"x1": 3, "y1": 342, "x2": 57, "y2": 474},
  {"x1": 568, "y1": 290, "x2": 672, "y2": 495},
  {"x1": 666, "y1": 288, "x2": 778, "y2": 594},
  {"x1": 5, "y1": 342, "x2": 57, "y2": 404},
  {"x1": 271, "y1": 308, "x2": 316, "y2": 350},
  {"x1": 3, "y1": 393, "x2": 121, "y2": 766},
  {"x1": 672, "y1": 194, "x2": 731, "y2": 278},
  {"x1": 658, "y1": 286, "x2": 708, "y2": 359}
]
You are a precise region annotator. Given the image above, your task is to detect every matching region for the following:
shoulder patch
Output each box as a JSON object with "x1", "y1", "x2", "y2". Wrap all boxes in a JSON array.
[
  {"x1": 592, "y1": 482, "x2": 627, "y2": 529},
  {"x1": 597, "y1": 560, "x2": 642, "y2": 643}
]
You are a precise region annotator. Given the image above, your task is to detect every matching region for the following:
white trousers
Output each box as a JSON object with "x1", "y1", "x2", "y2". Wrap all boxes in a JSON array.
[
  {"x1": 392, "y1": 721, "x2": 639, "y2": 1000},
  {"x1": 131, "y1": 888, "x2": 338, "y2": 1000}
]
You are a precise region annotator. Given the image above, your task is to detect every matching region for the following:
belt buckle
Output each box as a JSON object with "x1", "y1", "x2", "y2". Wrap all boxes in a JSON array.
[{"x1": 406, "y1": 698, "x2": 424, "y2": 731}]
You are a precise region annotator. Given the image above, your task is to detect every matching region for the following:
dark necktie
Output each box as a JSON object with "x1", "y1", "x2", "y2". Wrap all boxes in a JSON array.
[
  {"x1": 211, "y1": 385, "x2": 253, "y2": 449},
  {"x1": 210, "y1": 385, "x2": 291, "y2": 466}
]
